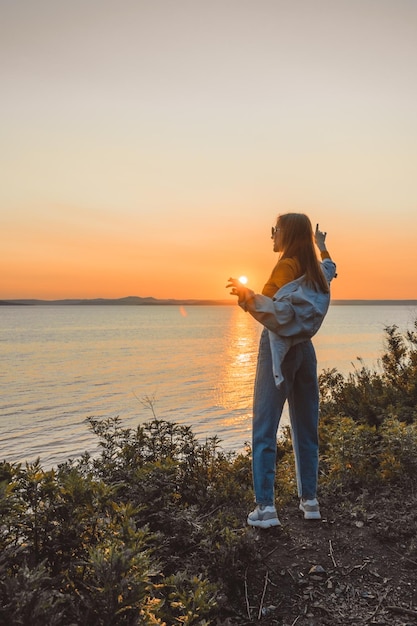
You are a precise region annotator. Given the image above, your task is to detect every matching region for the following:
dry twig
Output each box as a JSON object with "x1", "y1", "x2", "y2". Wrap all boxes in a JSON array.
[
  {"x1": 257, "y1": 570, "x2": 269, "y2": 620},
  {"x1": 387, "y1": 605, "x2": 417, "y2": 617},
  {"x1": 328, "y1": 539, "x2": 338, "y2": 567},
  {"x1": 244, "y1": 568, "x2": 251, "y2": 620},
  {"x1": 366, "y1": 588, "x2": 391, "y2": 623},
  {"x1": 386, "y1": 545, "x2": 417, "y2": 567},
  {"x1": 264, "y1": 544, "x2": 280, "y2": 560}
]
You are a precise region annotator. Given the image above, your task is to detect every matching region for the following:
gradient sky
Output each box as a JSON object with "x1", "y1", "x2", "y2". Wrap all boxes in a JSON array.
[{"x1": 1, "y1": 0, "x2": 417, "y2": 300}]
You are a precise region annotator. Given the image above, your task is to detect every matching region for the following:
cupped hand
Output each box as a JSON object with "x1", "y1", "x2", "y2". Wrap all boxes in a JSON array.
[{"x1": 226, "y1": 277, "x2": 248, "y2": 299}]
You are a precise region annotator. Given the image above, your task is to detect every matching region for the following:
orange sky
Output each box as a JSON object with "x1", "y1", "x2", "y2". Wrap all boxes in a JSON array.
[{"x1": 1, "y1": 0, "x2": 417, "y2": 301}]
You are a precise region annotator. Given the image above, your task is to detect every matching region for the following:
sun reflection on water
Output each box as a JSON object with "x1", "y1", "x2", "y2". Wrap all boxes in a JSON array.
[{"x1": 216, "y1": 307, "x2": 261, "y2": 413}]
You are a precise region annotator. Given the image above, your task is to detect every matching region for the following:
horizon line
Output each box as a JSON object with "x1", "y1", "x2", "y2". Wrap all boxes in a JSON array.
[{"x1": 2, "y1": 296, "x2": 417, "y2": 306}]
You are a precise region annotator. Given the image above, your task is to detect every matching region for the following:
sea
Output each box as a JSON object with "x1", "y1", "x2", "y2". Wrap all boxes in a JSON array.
[{"x1": 1, "y1": 303, "x2": 417, "y2": 469}]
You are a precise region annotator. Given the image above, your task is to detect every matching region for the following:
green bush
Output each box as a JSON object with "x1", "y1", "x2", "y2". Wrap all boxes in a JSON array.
[
  {"x1": 377, "y1": 417, "x2": 417, "y2": 484},
  {"x1": 318, "y1": 319, "x2": 417, "y2": 495},
  {"x1": 0, "y1": 418, "x2": 257, "y2": 625},
  {"x1": 319, "y1": 321, "x2": 417, "y2": 427},
  {"x1": 319, "y1": 417, "x2": 379, "y2": 492},
  {"x1": 318, "y1": 413, "x2": 417, "y2": 495}
]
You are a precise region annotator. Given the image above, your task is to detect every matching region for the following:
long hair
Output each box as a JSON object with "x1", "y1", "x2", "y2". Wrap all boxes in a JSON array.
[{"x1": 277, "y1": 213, "x2": 329, "y2": 293}]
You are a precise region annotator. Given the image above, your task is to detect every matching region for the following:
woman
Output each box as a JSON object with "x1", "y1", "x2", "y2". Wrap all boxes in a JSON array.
[{"x1": 227, "y1": 213, "x2": 336, "y2": 528}]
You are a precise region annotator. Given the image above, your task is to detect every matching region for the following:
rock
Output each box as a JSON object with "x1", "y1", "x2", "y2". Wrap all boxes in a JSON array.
[{"x1": 308, "y1": 565, "x2": 327, "y2": 580}]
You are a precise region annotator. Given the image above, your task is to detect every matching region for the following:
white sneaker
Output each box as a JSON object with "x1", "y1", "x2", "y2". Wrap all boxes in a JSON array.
[
  {"x1": 299, "y1": 498, "x2": 321, "y2": 520},
  {"x1": 247, "y1": 505, "x2": 281, "y2": 528}
]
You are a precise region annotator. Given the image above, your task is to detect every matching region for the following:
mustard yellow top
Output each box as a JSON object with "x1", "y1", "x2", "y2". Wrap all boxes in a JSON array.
[{"x1": 262, "y1": 251, "x2": 331, "y2": 297}]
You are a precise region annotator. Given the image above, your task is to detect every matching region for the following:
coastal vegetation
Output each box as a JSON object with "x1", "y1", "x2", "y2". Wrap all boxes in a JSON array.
[{"x1": 1, "y1": 322, "x2": 417, "y2": 624}]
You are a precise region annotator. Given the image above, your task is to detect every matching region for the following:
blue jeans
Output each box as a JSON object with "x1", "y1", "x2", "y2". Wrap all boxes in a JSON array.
[{"x1": 252, "y1": 328, "x2": 319, "y2": 505}]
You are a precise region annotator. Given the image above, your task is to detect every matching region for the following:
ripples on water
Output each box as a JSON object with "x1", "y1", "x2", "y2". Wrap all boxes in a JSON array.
[{"x1": 1, "y1": 304, "x2": 416, "y2": 468}]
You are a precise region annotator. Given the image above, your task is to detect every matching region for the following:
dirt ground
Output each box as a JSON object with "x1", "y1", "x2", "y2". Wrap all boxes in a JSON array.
[{"x1": 228, "y1": 488, "x2": 417, "y2": 626}]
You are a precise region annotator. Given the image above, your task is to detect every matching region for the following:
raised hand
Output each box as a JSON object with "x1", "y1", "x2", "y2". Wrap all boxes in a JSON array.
[{"x1": 314, "y1": 224, "x2": 328, "y2": 252}]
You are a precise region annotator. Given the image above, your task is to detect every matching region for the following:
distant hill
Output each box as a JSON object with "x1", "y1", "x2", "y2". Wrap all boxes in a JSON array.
[
  {"x1": 1, "y1": 297, "x2": 417, "y2": 307},
  {"x1": 0, "y1": 296, "x2": 234, "y2": 306},
  {"x1": 331, "y1": 299, "x2": 417, "y2": 306}
]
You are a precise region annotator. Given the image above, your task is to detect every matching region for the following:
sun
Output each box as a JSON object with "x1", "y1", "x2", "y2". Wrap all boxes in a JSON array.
[{"x1": 238, "y1": 276, "x2": 248, "y2": 285}]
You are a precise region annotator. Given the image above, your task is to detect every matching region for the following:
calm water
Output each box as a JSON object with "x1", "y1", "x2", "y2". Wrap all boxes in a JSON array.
[{"x1": 1, "y1": 304, "x2": 416, "y2": 468}]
